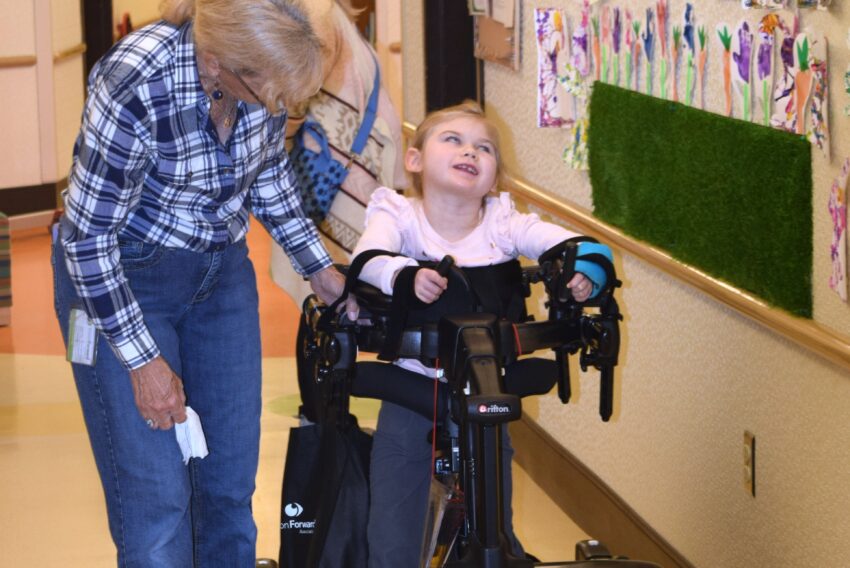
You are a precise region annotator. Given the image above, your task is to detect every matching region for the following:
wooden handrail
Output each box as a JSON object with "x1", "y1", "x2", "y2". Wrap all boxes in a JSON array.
[
  {"x1": 0, "y1": 55, "x2": 37, "y2": 69},
  {"x1": 402, "y1": 121, "x2": 850, "y2": 372},
  {"x1": 54, "y1": 43, "x2": 87, "y2": 63}
]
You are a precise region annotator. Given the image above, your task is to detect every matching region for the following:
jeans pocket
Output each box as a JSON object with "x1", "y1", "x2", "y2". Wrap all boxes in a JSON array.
[{"x1": 118, "y1": 241, "x2": 164, "y2": 271}]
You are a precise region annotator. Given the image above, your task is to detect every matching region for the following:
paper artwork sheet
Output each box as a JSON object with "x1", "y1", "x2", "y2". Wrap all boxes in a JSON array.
[
  {"x1": 612, "y1": 8, "x2": 622, "y2": 87},
  {"x1": 770, "y1": 14, "x2": 798, "y2": 133},
  {"x1": 657, "y1": 0, "x2": 669, "y2": 99},
  {"x1": 792, "y1": 34, "x2": 814, "y2": 136},
  {"x1": 696, "y1": 25, "x2": 707, "y2": 108},
  {"x1": 683, "y1": 3, "x2": 696, "y2": 106},
  {"x1": 717, "y1": 23, "x2": 734, "y2": 116},
  {"x1": 808, "y1": 33, "x2": 829, "y2": 159},
  {"x1": 535, "y1": 8, "x2": 573, "y2": 128},
  {"x1": 643, "y1": 8, "x2": 656, "y2": 96},
  {"x1": 828, "y1": 158, "x2": 848, "y2": 301},
  {"x1": 755, "y1": 14, "x2": 781, "y2": 126},
  {"x1": 572, "y1": 0, "x2": 592, "y2": 79},
  {"x1": 732, "y1": 20, "x2": 754, "y2": 121}
]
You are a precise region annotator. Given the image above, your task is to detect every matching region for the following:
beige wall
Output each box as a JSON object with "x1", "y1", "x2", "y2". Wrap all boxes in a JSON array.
[{"x1": 404, "y1": 1, "x2": 850, "y2": 566}]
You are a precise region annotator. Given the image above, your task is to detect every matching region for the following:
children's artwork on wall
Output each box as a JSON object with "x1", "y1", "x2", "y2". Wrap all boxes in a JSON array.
[
  {"x1": 572, "y1": 0, "x2": 592, "y2": 79},
  {"x1": 592, "y1": 15, "x2": 601, "y2": 81},
  {"x1": 626, "y1": 10, "x2": 635, "y2": 88},
  {"x1": 657, "y1": 1, "x2": 669, "y2": 100},
  {"x1": 756, "y1": 14, "x2": 781, "y2": 126},
  {"x1": 697, "y1": 26, "x2": 708, "y2": 109},
  {"x1": 643, "y1": 8, "x2": 656, "y2": 96},
  {"x1": 793, "y1": 34, "x2": 814, "y2": 136},
  {"x1": 732, "y1": 21, "x2": 754, "y2": 122},
  {"x1": 474, "y1": 11, "x2": 521, "y2": 71},
  {"x1": 717, "y1": 24, "x2": 734, "y2": 116},
  {"x1": 535, "y1": 8, "x2": 572, "y2": 128},
  {"x1": 828, "y1": 158, "x2": 848, "y2": 301},
  {"x1": 845, "y1": 30, "x2": 850, "y2": 117},
  {"x1": 683, "y1": 4, "x2": 696, "y2": 106},
  {"x1": 632, "y1": 16, "x2": 642, "y2": 91},
  {"x1": 672, "y1": 25, "x2": 682, "y2": 102},
  {"x1": 602, "y1": 6, "x2": 612, "y2": 83},
  {"x1": 558, "y1": 65, "x2": 591, "y2": 169},
  {"x1": 612, "y1": 8, "x2": 623, "y2": 86},
  {"x1": 770, "y1": 16, "x2": 798, "y2": 132},
  {"x1": 808, "y1": 34, "x2": 829, "y2": 158}
]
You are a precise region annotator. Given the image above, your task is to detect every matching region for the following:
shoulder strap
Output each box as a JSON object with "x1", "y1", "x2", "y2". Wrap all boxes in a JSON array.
[{"x1": 349, "y1": 53, "x2": 381, "y2": 156}]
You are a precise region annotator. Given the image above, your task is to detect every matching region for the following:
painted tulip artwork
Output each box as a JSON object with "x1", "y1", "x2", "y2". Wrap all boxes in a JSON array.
[{"x1": 732, "y1": 21, "x2": 754, "y2": 121}]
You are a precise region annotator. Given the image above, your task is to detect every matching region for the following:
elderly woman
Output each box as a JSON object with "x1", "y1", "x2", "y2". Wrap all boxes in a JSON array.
[{"x1": 51, "y1": 0, "x2": 344, "y2": 565}]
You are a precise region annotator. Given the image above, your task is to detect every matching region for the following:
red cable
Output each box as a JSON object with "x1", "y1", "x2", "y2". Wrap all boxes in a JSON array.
[{"x1": 511, "y1": 323, "x2": 523, "y2": 356}]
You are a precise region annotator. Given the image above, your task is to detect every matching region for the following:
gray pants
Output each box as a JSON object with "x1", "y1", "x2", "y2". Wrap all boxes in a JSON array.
[{"x1": 367, "y1": 398, "x2": 524, "y2": 568}]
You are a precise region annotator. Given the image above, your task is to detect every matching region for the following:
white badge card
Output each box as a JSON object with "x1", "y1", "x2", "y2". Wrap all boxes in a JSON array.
[{"x1": 67, "y1": 308, "x2": 98, "y2": 366}]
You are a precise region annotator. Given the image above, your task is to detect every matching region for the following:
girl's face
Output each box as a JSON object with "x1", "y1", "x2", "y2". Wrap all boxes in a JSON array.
[{"x1": 406, "y1": 116, "x2": 499, "y2": 200}]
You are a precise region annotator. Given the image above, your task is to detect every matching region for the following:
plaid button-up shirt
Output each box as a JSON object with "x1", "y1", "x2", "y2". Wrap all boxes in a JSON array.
[{"x1": 60, "y1": 21, "x2": 331, "y2": 370}]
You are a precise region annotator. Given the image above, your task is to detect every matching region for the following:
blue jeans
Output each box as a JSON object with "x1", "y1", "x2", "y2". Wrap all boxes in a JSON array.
[{"x1": 52, "y1": 236, "x2": 262, "y2": 567}]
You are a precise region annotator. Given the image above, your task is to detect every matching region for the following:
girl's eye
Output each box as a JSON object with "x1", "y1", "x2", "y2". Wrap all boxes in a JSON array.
[
  {"x1": 445, "y1": 134, "x2": 460, "y2": 143},
  {"x1": 477, "y1": 144, "x2": 493, "y2": 154}
]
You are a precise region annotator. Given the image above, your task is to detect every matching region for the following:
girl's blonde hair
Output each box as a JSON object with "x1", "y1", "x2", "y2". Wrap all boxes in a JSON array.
[
  {"x1": 407, "y1": 100, "x2": 504, "y2": 196},
  {"x1": 160, "y1": 0, "x2": 323, "y2": 112}
]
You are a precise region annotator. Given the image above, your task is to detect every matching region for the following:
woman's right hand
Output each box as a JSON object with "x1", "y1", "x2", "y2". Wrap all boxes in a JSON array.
[
  {"x1": 413, "y1": 268, "x2": 448, "y2": 304},
  {"x1": 129, "y1": 356, "x2": 187, "y2": 431}
]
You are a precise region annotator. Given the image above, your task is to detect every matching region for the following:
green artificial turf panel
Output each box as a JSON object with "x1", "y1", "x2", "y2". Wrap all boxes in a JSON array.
[{"x1": 588, "y1": 82, "x2": 812, "y2": 317}]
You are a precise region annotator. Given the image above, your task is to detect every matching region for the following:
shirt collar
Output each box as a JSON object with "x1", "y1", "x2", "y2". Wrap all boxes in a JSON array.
[{"x1": 172, "y1": 21, "x2": 205, "y2": 108}]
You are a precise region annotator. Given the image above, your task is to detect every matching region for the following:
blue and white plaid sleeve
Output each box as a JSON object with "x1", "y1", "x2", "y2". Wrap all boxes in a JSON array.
[
  {"x1": 250, "y1": 134, "x2": 332, "y2": 277},
  {"x1": 61, "y1": 76, "x2": 160, "y2": 371}
]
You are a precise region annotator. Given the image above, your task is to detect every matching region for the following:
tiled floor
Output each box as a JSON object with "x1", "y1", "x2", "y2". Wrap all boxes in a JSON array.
[{"x1": 0, "y1": 221, "x2": 587, "y2": 566}]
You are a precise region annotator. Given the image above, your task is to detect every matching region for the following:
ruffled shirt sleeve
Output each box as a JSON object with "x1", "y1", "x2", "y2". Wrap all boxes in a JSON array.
[
  {"x1": 489, "y1": 192, "x2": 579, "y2": 261},
  {"x1": 352, "y1": 187, "x2": 419, "y2": 294}
]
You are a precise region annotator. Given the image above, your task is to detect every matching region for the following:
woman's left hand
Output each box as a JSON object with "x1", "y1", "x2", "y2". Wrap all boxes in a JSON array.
[
  {"x1": 567, "y1": 273, "x2": 594, "y2": 302},
  {"x1": 308, "y1": 265, "x2": 359, "y2": 320}
]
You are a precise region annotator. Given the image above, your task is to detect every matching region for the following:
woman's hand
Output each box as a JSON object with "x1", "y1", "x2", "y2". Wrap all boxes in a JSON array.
[
  {"x1": 567, "y1": 272, "x2": 593, "y2": 303},
  {"x1": 129, "y1": 356, "x2": 187, "y2": 431},
  {"x1": 308, "y1": 265, "x2": 359, "y2": 320},
  {"x1": 414, "y1": 268, "x2": 448, "y2": 304}
]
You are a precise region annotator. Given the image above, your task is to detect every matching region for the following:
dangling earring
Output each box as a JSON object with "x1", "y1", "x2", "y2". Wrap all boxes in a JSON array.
[{"x1": 211, "y1": 78, "x2": 223, "y2": 101}]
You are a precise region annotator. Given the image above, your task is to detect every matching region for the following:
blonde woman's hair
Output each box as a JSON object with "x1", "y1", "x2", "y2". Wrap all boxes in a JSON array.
[
  {"x1": 160, "y1": 0, "x2": 323, "y2": 112},
  {"x1": 407, "y1": 100, "x2": 504, "y2": 197}
]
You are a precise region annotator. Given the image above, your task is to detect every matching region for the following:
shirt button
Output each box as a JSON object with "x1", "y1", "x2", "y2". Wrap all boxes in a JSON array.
[{"x1": 221, "y1": 167, "x2": 234, "y2": 175}]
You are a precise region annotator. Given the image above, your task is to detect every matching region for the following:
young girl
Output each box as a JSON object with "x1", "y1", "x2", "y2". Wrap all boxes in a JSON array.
[{"x1": 352, "y1": 101, "x2": 611, "y2": 567}]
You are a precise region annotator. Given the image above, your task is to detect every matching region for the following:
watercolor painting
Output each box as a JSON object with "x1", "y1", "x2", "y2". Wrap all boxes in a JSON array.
[
  {"x1": 770, "y1": 15, "x2": 798, "y2": 132},
  {"x1": 828, "y1": 158, "x2": 848, "y2": 302},
  {"x1": 535, "y1": 8, "x2": 573, "y2": 128},
  {"x1": 718, "y1": 23, "x2": 734, "y2": 116},
  {"x1": 808, "y1": 34, "x2": 829, "y2": 158},
  {"x1": 756, "y1": 14, "x2": 781, "y2": 126},
  {"x1": 793, "y1": 34, "x2": 814, "y2": 136},
  {"x1": 683, "y1": 4, "x2": 696, "y2": 106},
  {"x1": 643, "y1": 8, "x2": 656, "y2": 96},
  {"x1": 732, "y1": 20, "x2": 754, "y2": 122}
]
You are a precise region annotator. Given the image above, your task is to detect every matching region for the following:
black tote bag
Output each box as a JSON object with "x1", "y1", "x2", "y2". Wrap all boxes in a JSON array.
[{"x1": 279, "y1": 422, "x2": 372, "y2": 568}]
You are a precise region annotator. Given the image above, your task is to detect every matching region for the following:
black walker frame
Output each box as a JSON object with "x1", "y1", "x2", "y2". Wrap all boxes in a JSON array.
[{"x1": 298, "y1": 243, "x2": 661, "y2": 568}]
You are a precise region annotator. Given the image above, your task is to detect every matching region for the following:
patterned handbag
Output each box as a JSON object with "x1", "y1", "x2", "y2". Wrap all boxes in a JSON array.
[{"x1": 290, "y1": 55, "x2": 381, "y2": 224}]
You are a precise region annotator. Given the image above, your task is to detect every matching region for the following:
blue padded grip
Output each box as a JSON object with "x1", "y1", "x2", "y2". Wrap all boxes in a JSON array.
[{"x1": 575, "y1": 242, "x2": 614, "y2": 298}]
